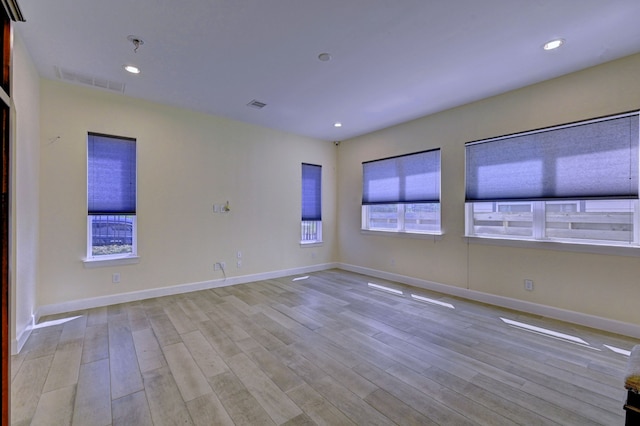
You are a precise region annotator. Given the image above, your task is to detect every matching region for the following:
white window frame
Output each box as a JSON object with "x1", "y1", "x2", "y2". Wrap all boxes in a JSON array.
[
  {"x1": 85, "y1": 133, "x2": 138, "y2": 265},
  {"x1": 301, "y1": 163, "x2": 322, "y2": 245},
  {"x1": 465, "y1": 111, "x2": 640, "y2": 251},
  {"x1": 361, "y1": 203, "x2": 442, "y2": 236},
  {"x1": 301, "y1": 220, "x2": 322, "y2": 245},
  {"x1": 86, "y1": 215, "x2": 138, "y2": 260},
  {"x1": 361, "y1": 149, "x2": 442, "y2": 236},
  {"x1": 466, "y1": 199, "x2": 640, "y2": 248}
]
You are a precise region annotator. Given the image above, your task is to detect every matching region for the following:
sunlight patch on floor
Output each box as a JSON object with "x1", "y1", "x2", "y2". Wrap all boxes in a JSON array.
[
  {"x1": 33, "y1": 315, "x2": 83, "y2": 330},
  {"x1": 411, "y1": 294, "x2": 455, "y2": 309},
  {"x1": 367, "y1": 282, "x2": 404, "y2": 295},
  {"x1": 499, "y1": 317, "x2": 600, "y2": 349},
  {"x1": 292, "y1": 276, "x2": 309, "y2": 281},
  {"x1": 604, "y1": 344, "x2": 631, "y2": 356}
]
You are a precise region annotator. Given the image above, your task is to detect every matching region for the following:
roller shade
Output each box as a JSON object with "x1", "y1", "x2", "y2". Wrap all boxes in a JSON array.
[
  {"x1": 88, "y1": 133, "x2": 137, "y2": 215},
  {"x1": 302, "y1": 163, "x2": 321, "y2": 221},
  {"x1": 363, "y1": 149, "x2": 440, "y2": 205},
  {"x1": 465, "y1": 112, "x2": 639, "y2": 202}
]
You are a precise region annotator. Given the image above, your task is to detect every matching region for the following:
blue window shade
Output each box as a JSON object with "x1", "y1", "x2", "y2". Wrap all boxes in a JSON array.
[
  {"x1": 362, "y1": 149, "x2": 440, "y2": 205},
  {"x1": 302, "y1": 163, "x2": 322, "y2": 221},
  {"x1": 465, "y1": 112, "x2": 639, "y2": 202},
  {"x1": 88, "y1": 133, "x2": 136, "y2": 215}
]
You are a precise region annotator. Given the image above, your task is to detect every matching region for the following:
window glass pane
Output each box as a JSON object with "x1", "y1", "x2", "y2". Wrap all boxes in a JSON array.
[
  {"x1": 469, "y1": 199, "x2": 637, "y2": 245},
  {"x1": 91, "y1": 215, "x2": 134, "y2": 256},
  {"x1": 404, "y1": 203, "x2": 440, "y2": 232},
  {"x1": 545, "y1": 200, "x2": 634, "y2": 243},
  {"x1": 301, "y1": 220, "x2": 322, "y2": 243},
  {"x1": 471, "y1": 202, "x2": 533, "y2": 237},
  {"x1": 367, "y1": 204, "x2": 398, "y2": 230}
]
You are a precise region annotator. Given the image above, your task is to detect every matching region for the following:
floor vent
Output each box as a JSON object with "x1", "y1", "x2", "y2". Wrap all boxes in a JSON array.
[
  {"x1": 54, "y1": 66, "x2": 126, "y2": 93},
  {"x1": 247, "y1": 99, "x2": 267, "y2": 109}
]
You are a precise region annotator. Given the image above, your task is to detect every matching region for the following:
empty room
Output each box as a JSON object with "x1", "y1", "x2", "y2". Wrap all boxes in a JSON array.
[{"x1": 4, "y1": 1, "x2": 640, "y2": 425}]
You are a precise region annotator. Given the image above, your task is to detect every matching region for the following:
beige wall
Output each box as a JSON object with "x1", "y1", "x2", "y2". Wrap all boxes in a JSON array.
[
  {"x1": 12, "y1": 30, "x2": 40, "y2": 350},
  {"x1": 37, "y1": 80, "x2": 336, "y2": 308},
  {"x1": 337, "y1": 53, "x2": 640, "y2": 326}
]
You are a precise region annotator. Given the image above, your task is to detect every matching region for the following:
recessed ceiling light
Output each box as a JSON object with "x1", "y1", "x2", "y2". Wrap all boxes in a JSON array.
[
  {"x1": 318, "y1": 52, "x2": 332, "y2": 62},
  {"x1": 123, "y1": 64, "x2": 141, "y2": 74},
  {"x1": 334, "y1": 122, "x2": 342, "y2": 128},
  {"x1": 543, "y1": 38, "x2": 564, "y2": 51}
]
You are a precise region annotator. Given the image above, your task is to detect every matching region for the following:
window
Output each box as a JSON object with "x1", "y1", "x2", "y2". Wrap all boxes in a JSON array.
[
  {"x1": 362, "y1": 149, "x2": 441, "y2": 234},
  {"x1": 87, "y1": 133, "x2": 137, "y2": 258},
  {"x1": 301, "y1": 163, "x2": 322, "y2": 243},
  {"x1": 465, "y1": 111, "x2": 639, "y2": 247}
]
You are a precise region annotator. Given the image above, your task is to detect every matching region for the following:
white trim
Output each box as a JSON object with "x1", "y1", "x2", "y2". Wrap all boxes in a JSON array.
[
  {"x1": 464, "y1": 235, "x2": 640, "y2": 257},
  {"x1": 299, "y1": 242, "x2": 323, "y2": 248},
  {"x1": 0, "y1": 87, "x2": 10, "y2": 107},
  {"x1": 360, "y1": 229, "x2": 444, "y2": 240},
  {"x1": 83, "y1": 255, "x2": 141, "y2": 268},
  {"x1": 26, "y1": 260, "x2": 640, "y2": 352},
  {"x1": 361, "y1": 204, "x2": 443, "y2": 237},
  {"x1": 35, "y1": 263, "x2": 338, "y2": 319},
  {"x1": 337, "y1": 263, "x2": 640, "y2": 339},
  {"x1": 12, "y1": 314, "x2": 36, "y2": 354}
]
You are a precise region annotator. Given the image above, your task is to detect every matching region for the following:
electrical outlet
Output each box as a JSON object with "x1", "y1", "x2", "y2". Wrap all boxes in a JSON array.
[
  {"x1": 524, "y1": 279, "x2": 534, "y2": 291},
  {"x1": 214, "y1": 263, "x2": 220, "y2": 271},
  {"x1": 237, "y1": 251, "x2": 242, "y2": 259},
  {"x1": 237, "y1": 260, "x2": 242, "y2": 268},
  {"x1": 112, "y1": 273, "x2": 121, "y2": 283}
]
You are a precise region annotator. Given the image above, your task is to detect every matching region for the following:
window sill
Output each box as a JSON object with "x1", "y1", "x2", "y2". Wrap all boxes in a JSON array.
[
  {"x1": 83, "y1": 255, "x2": 140, "y2": 268},
  {"x1": 300, "y1": 241, "x2": 323, "y2": 248},
  {"x1": 361, "y1": 229, "x2": 444, "y2": 240},
  {"x1": 465, "y1": 235, "x2": 640, "y2": 257}
]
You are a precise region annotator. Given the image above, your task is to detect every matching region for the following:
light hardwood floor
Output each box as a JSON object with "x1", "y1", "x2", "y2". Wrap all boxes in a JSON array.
[{"x1": 10, "y1": 269, "x2": 637, "y2": 425}]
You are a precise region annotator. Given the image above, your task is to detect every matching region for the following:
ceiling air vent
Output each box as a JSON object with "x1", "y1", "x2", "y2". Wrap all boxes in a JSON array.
[
  {"x1": 247, "y1": 99, "x2": 267, "y2": 109},
  {"x1": 54, "y1": 66, "x2": 126, "y2": 93}
]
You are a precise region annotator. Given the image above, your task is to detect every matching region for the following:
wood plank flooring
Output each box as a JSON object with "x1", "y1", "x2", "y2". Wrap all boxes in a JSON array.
[{"x1": 10, "y1": 269, "x2": 637, "y2": 425}]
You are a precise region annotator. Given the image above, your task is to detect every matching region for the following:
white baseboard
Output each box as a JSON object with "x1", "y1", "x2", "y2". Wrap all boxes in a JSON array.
[
  {"x1": 338, "y1": 263, "x2": 640, "y2": 340},
  {"x1": 12, "y1": 315, "x2": 36, "y2": 355},
  {"x1": 35, "y1": 262, "x2": 338, "y2": 319},
  {"x1": 27, "y1": 260, "x2": 639, "y2": 353}
]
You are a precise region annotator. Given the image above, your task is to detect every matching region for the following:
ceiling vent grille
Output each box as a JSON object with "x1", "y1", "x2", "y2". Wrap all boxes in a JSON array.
[
  {"x1": 54, "y1": 66, "x2": 126, "y2": 93},
  {"x1": 247, "y1": 99, "x2": 267, "y2": 109}
]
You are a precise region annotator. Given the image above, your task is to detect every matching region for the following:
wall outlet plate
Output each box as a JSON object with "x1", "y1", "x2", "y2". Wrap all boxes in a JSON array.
[{"x1": 524, "y1": 279, "x2": 534, "y2": 291}]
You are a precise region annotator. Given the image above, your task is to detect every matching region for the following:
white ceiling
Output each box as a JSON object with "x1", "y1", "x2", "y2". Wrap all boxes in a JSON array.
[{"x1": 14, "y1": 0, "x2": 640, "y2": 141}]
